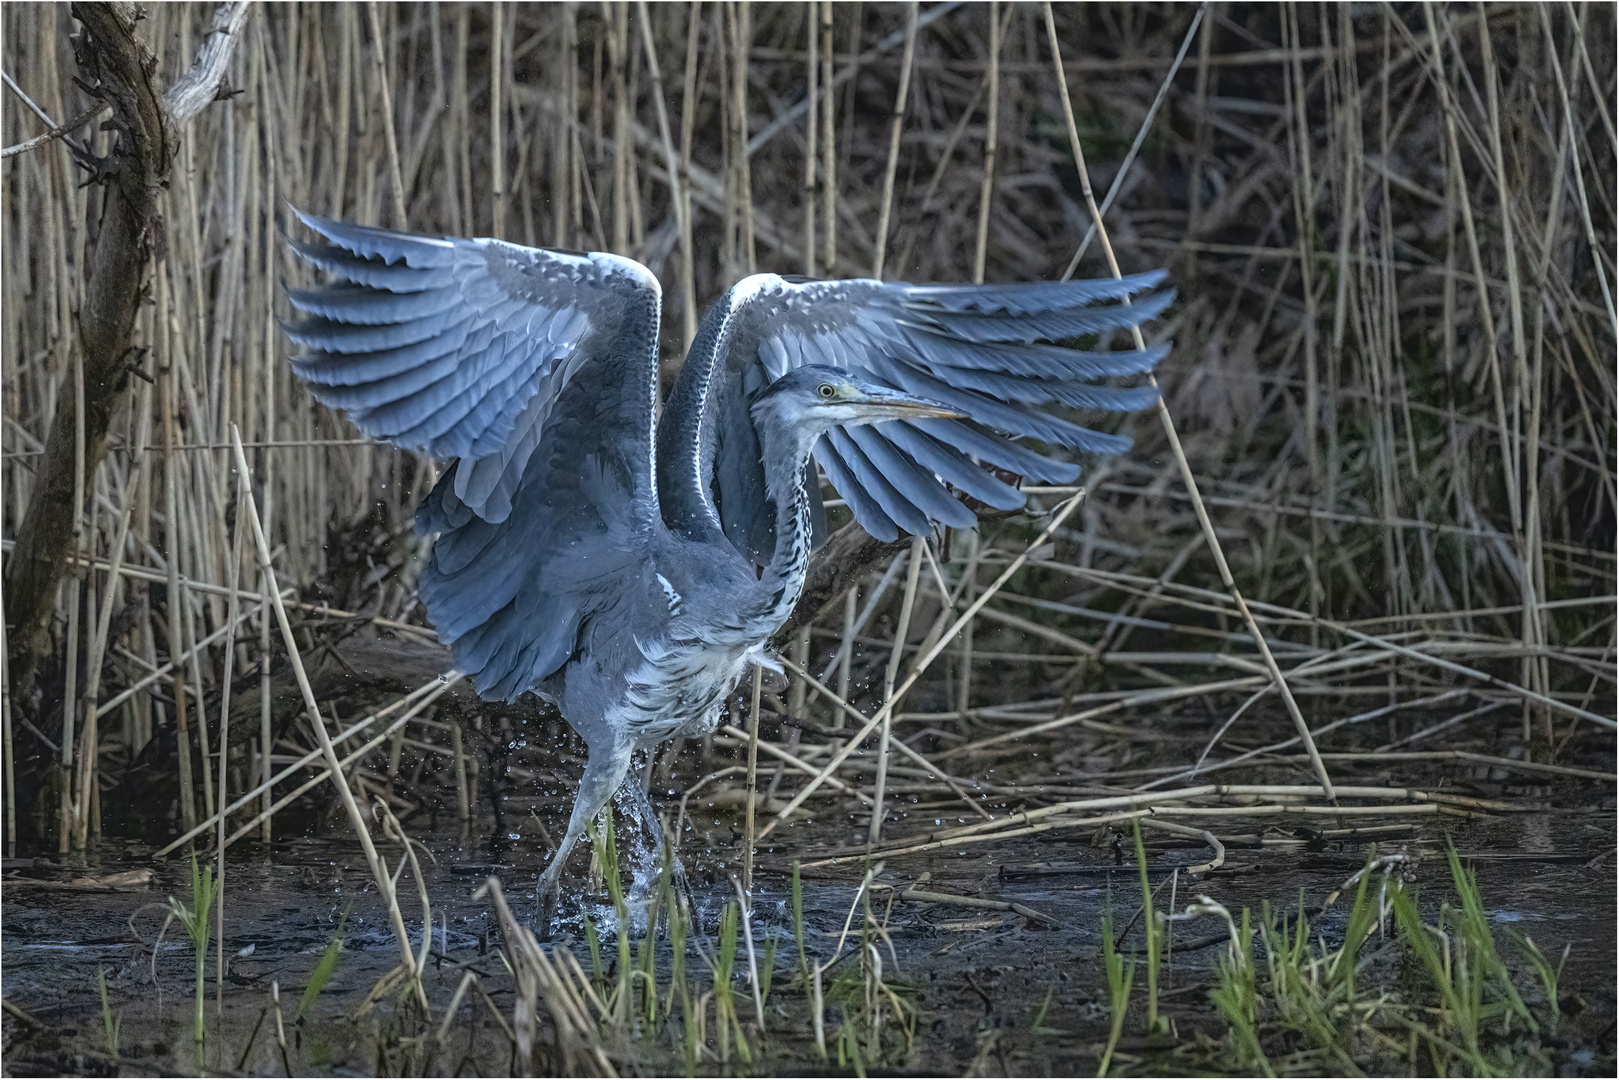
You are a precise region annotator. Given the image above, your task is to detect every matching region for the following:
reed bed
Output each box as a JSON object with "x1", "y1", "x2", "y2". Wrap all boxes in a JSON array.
[{"x1": 1, "y1": 2, "x2": 1614, "y2": 1073}]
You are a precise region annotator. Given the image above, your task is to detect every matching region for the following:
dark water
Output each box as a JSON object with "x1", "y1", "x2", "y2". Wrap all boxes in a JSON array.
[{"x1": 3, "y1": 792, "x2": 1614, "y2": 1076}]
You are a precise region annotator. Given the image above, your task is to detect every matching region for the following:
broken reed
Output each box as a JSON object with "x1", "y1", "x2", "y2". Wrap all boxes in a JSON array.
[{"x1": 1, "y1": 4, "x2": 1613, "y2": 855}]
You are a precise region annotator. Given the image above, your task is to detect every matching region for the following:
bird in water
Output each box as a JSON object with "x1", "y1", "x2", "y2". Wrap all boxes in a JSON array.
[{"x1": 281, "y1": 212, "x2": 1173, "y2": 922}]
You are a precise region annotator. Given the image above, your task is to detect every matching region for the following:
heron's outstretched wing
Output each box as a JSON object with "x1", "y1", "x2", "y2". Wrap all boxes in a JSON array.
[
  {"x1": 284, "y1": 212, "x2": 664, "y2": 700},
  {"x1": 284, "y1": 211, "x2": 662, "y2": 524},
  {"x1": 661, "y1": 272, "x2": 1172, "y2": 561}
]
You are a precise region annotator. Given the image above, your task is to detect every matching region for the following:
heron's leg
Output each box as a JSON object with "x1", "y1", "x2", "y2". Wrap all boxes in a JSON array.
[
  {"x1": 621, "y1": 774, "x2": 666, "y2": 863},
  {"x1": 620, "y1": 769, "x2": 700, "y2": 928},
  {"x1": 536, "y1": 736, "x2": 634, "y2": 935}
]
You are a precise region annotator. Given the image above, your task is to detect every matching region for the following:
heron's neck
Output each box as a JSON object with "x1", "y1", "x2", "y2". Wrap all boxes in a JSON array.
[{"x1": 746, "y1": 417, "x2": 819, "y2": 630}]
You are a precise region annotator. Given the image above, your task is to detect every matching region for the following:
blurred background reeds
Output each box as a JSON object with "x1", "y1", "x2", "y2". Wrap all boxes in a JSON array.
[{"x1": 2, "y1": 1, "x2": 1613, "y2": 853}]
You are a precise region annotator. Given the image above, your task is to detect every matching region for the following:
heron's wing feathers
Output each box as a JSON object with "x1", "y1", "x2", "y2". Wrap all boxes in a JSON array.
[
  {"x1": 695, "y1": 272, "x2": 1172, "y2": 559},
  {"x1": 416, "y1": 451, "x2": 649, "y2": 702},
  {"x1": 284, "y1": 211, "x2": 662, "y2": 524},
  {"x1": 284, "y1": 212, "x2": 665, "y2": 701}
]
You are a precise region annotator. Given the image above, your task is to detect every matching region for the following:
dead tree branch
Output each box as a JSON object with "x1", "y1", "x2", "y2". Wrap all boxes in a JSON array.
[{"x1": 4, "y1": 2, "x2": 251, "y2": 697}]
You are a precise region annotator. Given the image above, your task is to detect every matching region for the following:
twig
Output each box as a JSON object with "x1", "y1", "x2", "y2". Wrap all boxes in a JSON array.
[
  {"x1": 1, "y1": 68, "x2": 65, "y2": 130},
  {"x1": 746, "y1": 1, "x2": 962, "y2": 156},
  {"x1": 1061, "y1": 3, "x2": 1205, "y2": 276},
  {"x1": 718, "y1": 725, "x2": 873, "y2": 805},
  {"x1": 74, "y1": 406, "x2": 148, "y2": 848},
  {"x1": 897, "y1": 884, "x2": 1063, "y2": 928},
  {"x1": 803, "y1": 3, "x2": 817, "y2": 276},
  {"x1": 732, "y1": 875, "x2": 767, "y2": 1027},
  {"x1": 216, "y1": 679, "x2": 461, "y2": 849},
  {"x1": 742, "y1": 665, "x2": 762, "y2": 896},
  {"x1": 0, "y1": 607, "x2": 13, "y2": 856},
  {"x1": 873, "y1": 535, "x2": 925, "y2": 843},
  {"x1": 433, "y1": 971, "x2": 478, "y2": 1051},
  {"x1": 972, "y1": 0, "x2": 999, "y2": 283},
  {"x1": 805, "y1": 800, "x2": 1446, "y2": 868},
  {"x1": 1, "y1": 103, "x2": 108, "y2": 159},
  {"x1": 216, "y1": 459, "x2": 245, "y2": 1015},
  {"x1": 152, "y1": 680, "x2": 456, "y2": 854},
  {"x1": 162, "y1": 2, "x2": 253, "y2": 128},
  {"x1": 1138, "y1": 818, "x2": 1224, "y2": 874},
  {"x1": 775, "y1": 654, "x2": 991, "y2": 821},
  {"x1": 635, "y1": 0, "x2": 697, "y2": 348}
]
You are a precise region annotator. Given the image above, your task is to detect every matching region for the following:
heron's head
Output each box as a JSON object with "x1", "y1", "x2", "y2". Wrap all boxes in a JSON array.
[{"x1": 752, "y1": 365, "x2": 964, "y2": 438}]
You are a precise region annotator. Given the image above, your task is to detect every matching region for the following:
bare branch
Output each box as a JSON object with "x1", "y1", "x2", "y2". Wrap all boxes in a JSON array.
[
  {"x1": 161, "y1": 1, "x2": 251, "y2": 130},
  {"x1": 1, "y1": 103, "x2": 107, "y2": 159}
]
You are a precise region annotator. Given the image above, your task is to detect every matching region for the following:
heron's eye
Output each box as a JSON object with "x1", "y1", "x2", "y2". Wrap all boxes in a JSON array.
[{"x1": 817, "y1": 383, "x2": 836, "y2": 400}]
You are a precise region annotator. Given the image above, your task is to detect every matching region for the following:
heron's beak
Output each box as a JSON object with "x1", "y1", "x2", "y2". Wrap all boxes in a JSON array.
[{"x1": 849, "y1": 386, "x2": 966, "y2": 421}]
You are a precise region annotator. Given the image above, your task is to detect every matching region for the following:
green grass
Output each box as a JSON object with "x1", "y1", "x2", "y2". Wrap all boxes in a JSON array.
[
  {"x1": 1210, "y1": 905, "x2": 1272, "y2": 1077},
  {"x1": 1097, "y1": 905, "x2": 1136, "y2": 1077},
  {"x1": 822, "y1": 881, "x2": 916, "y2": 1075},
  {"x1": 573, "y1": 806, "x2": 771, "y2": 1070},
  {"x1": 22, "y1": 830, "x2": 1596, "y2": 1079},
  {"x1": 165, "y1": 852, "x2": 222, "y2": 1047},
  {"x1": 1157, "y1": 845, "x2": 1573, "y2": 1078},
  {"x1": 1384, "y1": 847, "x2": 1543, "y2": 1076},
  {"x1": 1505, "y1": 929, "x2": 1569, "y2": 1034},
  {"x1": 1096, "y1": 819, "x2": 1165, "y2": 1076},
  {"x1": 711, "y1": 899, "x2": 750, "y2": 1066},
  {"x1": 95, "y1": 966, "x2": 121, "y2": 1059},
  {"x1": 1132, "y1": 819, "x2": 1167, "y2": 1037},
  {"x1": 791, "y1": 860, "x2": 809, "y2": 986},
  {"x1": 296, "y1": 903, "x2": 351, "y2": 1026}
]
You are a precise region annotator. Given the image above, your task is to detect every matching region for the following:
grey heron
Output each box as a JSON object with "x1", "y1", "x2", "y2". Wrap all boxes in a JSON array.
[{"x1": 282, "y1": 212, "x2": 1172, "y2": 918}]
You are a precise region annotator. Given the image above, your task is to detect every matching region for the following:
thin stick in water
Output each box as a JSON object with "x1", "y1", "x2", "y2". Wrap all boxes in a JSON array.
[
  {"x1": 1, "y1": 610, "x2": 14, "y2": 857},
  {"x1": 215, "y1": 458, "x2": 244, "y2": 1017},
  {"x1": 872, "y1": 534, "x2": 925, "y2": 844},
  {"x1": 732, "y1": 873, "x2": 767, "y2": 1027},
  {"x1": 452, "y1": 720, "x2": 470, "y2": 830},
  {"x1": 742, "y1": 664, "x2": 763, "y2": 897}
]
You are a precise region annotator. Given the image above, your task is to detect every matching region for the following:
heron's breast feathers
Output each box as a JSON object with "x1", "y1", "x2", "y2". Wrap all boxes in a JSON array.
[{"x1": 610, "y1": 630, "x2": 761, "y2": 746}]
